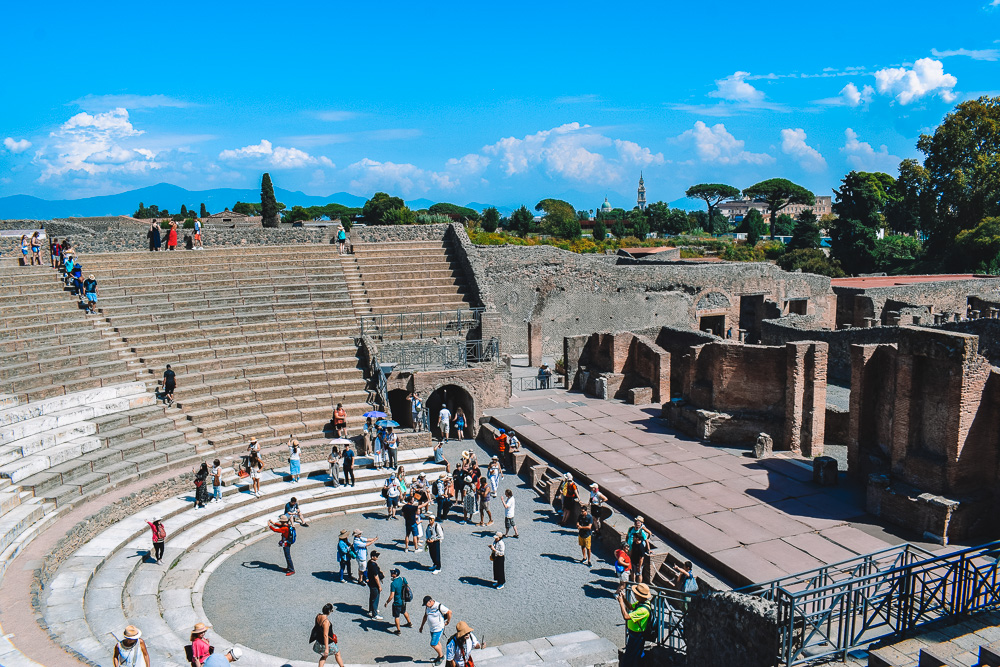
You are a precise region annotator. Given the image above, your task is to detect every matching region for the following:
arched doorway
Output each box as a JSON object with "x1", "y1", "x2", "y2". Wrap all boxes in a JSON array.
[
  {"x1": 387, "y1": 389, "x2": 412, "y2": 428},
  {"x1": 425, "y1": 384, "x2": 475, "y2": 440}
]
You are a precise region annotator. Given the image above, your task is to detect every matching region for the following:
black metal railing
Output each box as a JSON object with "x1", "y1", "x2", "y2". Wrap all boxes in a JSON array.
[
  {"x1": 627, "y1": 583, "x2": 691, "y2": 654},
  {"x1": 378, "y1": 338, "x2": 500, "y2": 372},
  {"x1": 359, "y1": 307, "x2": 485, "y2": 340},
  {"x1": 516, "y1": 375, "x2": 564, "y2": 391}
]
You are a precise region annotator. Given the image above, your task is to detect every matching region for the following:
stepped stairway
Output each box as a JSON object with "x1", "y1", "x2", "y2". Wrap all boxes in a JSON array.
[{"x1": 341, "y1": 236, "x2": 478, "y2": 341}]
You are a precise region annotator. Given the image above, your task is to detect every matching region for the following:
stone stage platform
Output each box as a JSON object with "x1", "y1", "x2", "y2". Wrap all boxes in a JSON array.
[{"x1": 486, "y1": 392, "x2": 940, "y2": 587}]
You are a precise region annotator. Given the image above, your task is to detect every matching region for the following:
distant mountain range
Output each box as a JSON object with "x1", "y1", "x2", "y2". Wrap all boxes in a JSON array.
[{"x1": 0, "y1": 182, "x2": 705, "y2": 220}]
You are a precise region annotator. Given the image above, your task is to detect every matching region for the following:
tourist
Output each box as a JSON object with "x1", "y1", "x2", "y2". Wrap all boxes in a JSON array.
[
  {"x1": 211, "y1": 459, "x2": 222, "y2": 502},
  {"x1": 452, "y1": 459, "x2": 468, "y2": 505},
  {"x1": 385, "y1": 426, "x2": 398, "y2": 468},
  {"x1": 81, "y1": 273, "x2": 98, "y2": 314},
  {"x1": 328, "y1": 445, "x2": 341, "y2": 487},
  {"x1": 384, "y1": 568, "x2": 412, "y2": 634},
  {"x1": 342, "y1": 443, "x2": 356, "y2": 487},
  {"x1": 396, "y1": 466, "x2": 409, "y2": 495},
  {"x1": 112, "y1": 625, "x2": 150, "y2": 667},
  {"x1": 284, "y1": 497, "x2": 309, "y2": 527},
  {"x1": 384, "y1": 476, "x2": 401, "y2": 520},
  {"x1": 353, "y1": 530, "x2": 377, "y2": 585},
  {"x1": 625, "y1": 516, "x2": 651, "y2": 584},
  {"x1": 426, "y1": 515, "x2": 443, "y2": 573},
  {"x1": 589, "y1": 483, "x2": 608, "y2": 534},
  {"x1": 61, "y1": 252, "x2": 74, "y2": 286},
  {"x1": 147, "y1": 221, "x2": 161, "y2": 251},
  {"x1": 193, "y1": 462, "x2": 209, "y2": 509},
  {"x1": 577, "y1": 506, "x2": 594, "y2": 566},
  {"x1": 538, "y1": 363, "x2": 552, "y2": 389},
  {"x1": 202, "y1": 647, "x2": 242, "y2": 665},
  {"x1": 490, "y1": 531, "x2": 506, "y2": 589},
  {"x1": 413, "y1": 475, "x2": 431, "y2": 510},
  {"x1": 70, "y1": 261, "x2": 84, "y2": 298},
  {"x1": 444, "y1": 621, "x2": 482, "y2": 667},
  {"x1": 666, "y1": 560, "x2": 699, "y2": 595},
  {"x1": 433, "y1": 439, "x2": 450, "y2": 472},
  {"x1": 419, "y1": 596, "x2": 452, "y2": 666},
  {"x1": 494, "y1": 429, "x2": 508, "y2": 469},
  {"x1": 618, "y1": 583, "x2": 654, "y2": 666},
  {"x1": 193, "y1": 218, "x2": 203, "y2": 250},
  {"x1": 401, "y1": 494, "x2": 420, "y2": 551},
  {"x1": 189, "y1": 622, "x2": 212, "y2": 665},
  {"x1": 19, "y1": 235, "x2": 28, "y2": 266},
  {"x1": 309, "y1": 603, "x2": 344, "y2": 667},
  {"x1": 558, "y1": 473, "x2": 579, "y2": 527},
  {"x1": 145, "y1": 517, "x2": 166, "y2": 564},
  {"x1": 30, "y1": 231, "x2": 42, "y2": 266},
  {"x1": 452, "y1": 407, "x2": 466, "y2": 440},
  {"x1": 614, "y1": 546, "x2": 632, "y2": 596},
  {"x1": 247, "y1": 437, "x2": 260, "y2": 458},
  {"x1": 437, "y1": 404, "x2": 451, "y2": 444},
  {"x1": 337, "y1": 530, "x2": 355, "y2": 582},
  {"x1": 336, "y1": 224, "x2": 347, "y2": 255},
  {"x1": 486, "y1": 457, "x2": 502, "y2": 497},
  {"x1": 366, "y1": 550, "x2": 384, "y2": 619},
  {"x1": 371, "y1": 426, "x2": 385, "y2": 469},
  {"x1": 475, "y1": 475, "x2": 493, "y2": 527},
  {"x1": 167, "y1": 220, "x2": 178, "y2": 250},
  {"x1": 433, "y1": 474, "x2": 453, "y2": 520},
  {"x1": 49, "y1": 236, "x2": 60, "y2": 268},
  {"x1": 506, "y1": 430, "x2": 520, "y2": 472},
  {"x1": 288, "y1": 438, "x2": 302, "y2": 482},
  {"x1": 267, "y1": 514, "x2": 296, "y2": 575},
  {"x1": 408, "y1": 391, "x2": 423, "y2": 432},
  {"x1": 248, "y1": 454, "x2": 263, "y2": 498},
  {"x1": 162, "y1": 365, "x2": 176, "y2": 406},
  {"x1": 502, "y1": 489, "x2": 518, "y2": 538},
  {"x1": 362, "y1": 417, "x2": 374, "y2": 456},
  {"x1": 333, "y1": 403, "x2": 347, "y2": 438}
]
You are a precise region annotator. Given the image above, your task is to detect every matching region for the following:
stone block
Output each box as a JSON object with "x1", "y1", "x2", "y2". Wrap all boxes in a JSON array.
[
  {"x1": 979, "y1": 641, "x2": 1000, "y2": 667},
  {"x1": 868, "y1": 646, "x2": 910, "y2": 667},
  {"x1": 813, "y1": 456, "x2": 838, "y2": 486},
  {"x1": 754, "y1": 432, "x2": 773, "y2": 459},
  {"x1": 919, "y1": 645, "x2": 959, "y2": 667},
  {"x1": 627, "y1": 386, "x2": 653, "y2": 405}
]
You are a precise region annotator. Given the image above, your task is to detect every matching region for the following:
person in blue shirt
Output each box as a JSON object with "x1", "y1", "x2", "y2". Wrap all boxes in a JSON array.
[
  {"x1": 337, "y1": 225, "x2": 348, "y2": 255},
  {"x1": 384, "y1": 568, "x2": 412, "y2": 635}
]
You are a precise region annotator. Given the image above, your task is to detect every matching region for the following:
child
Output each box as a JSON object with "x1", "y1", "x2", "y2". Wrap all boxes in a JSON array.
[
  {"x1": 211, "y1": 459, "x2": 222, "y2": 502},
  {"x1": 614, "y1": 547, "x2": 632, "y2": 596}
]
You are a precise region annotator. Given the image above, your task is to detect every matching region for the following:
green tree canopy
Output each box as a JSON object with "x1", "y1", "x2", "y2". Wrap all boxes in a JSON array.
[
  {"x1": 885, "y1": 159, "x2": 931, "y2": 235},
  {"x1": 954, "y1": 217, "x2": 1000, "y2": 273},
  {"x1": 738, "y1": 209, "x2": 768, "y2": 245},
  {"x1": 610, "y1": 220, "x2": 628, "y2": 239},
  {"x1": 383, "y1": 206, "x2": 417, "y2": 225},
  {"x1": 829, "y1": 171, "x2": 896, "y2": 274},
  {"x1": 787, "y1": 209, "x2": 821, "y2": 251},
  {"x1": 362, "y1": 192, "x2": 407, "y2": 225},
  {"x1": 428, "y1": 202, "x2": 480, "y2": 221},
  {"x1": 873, "y1": 235, "x2": 922, "y2": 273},
  {"x1": 917, "y1": 96, "x2": 1000, "y2": 251},
  {"x1": 481, "y1": 206, "x2": 500, "y2": 233},
  {"x1": 743, "y1": 178, "x2": 815, "y2": 239},
  {"x1": 628, "y1": 208, "x2": 650, "y2": 239},
  {"x1": 509, "y1": 205, "x2": 535, "y2": 237},
  {"x1": 777, "y1": 249, "x2": 846, "y2": 278},
  {"x1": 592, "y1": 219, "x2": 607, "y2": 241},
  {"x1": 233, "y1": 201, "x2": 262, "y2": 216},
  {"x1": 535, "y1": 199, "x2": 577, "y2": 237},
  {"x1": 200, "y1": 203, "x2": 208, "y2": 218},
  {"x1": 260, "y1": 173, "x2": 280, "y2": 228},
  {"x1": 685, "y1": 183, "x2": 740, "y2": 230},
  {"x1": 774, "y1": 213, "x2": 796, "y2": 236}
]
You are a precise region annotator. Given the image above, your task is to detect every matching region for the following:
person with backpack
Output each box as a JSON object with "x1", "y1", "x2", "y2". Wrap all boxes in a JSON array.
[
  {"x1": 336, "y1": 224, "x2": 347, "y2": 255},
  {"x1": 625, "y1": 516, "x2": 652, "y2": 583},
  {"x1": 211, "y1": 459, "x2": 223, "y2": 502},
  {"x1": 112, "y1": 624, "x2": 150, "y2": 667},
  {"x1": 614, "y1": 546, "x2": 632, "y2": 596},
  {"x1": 337, "y1": 530, "x2": 356, "y2": 582},
  {"x1": 145, "y1": 518, "x2": 166, "y2": 564},
  {"x1": 309, "y1": 603, "x2": 344, "y2": 667},
  {"x1": 193, "y1": 219, "x2": 203, "y2": 250},
  {"x1": 419, "y1": 595, "x2": 452, "y2": 666},
  {"x1": 267, "y1": 514, "x2": 296, "y2": 576},
  {"x1": 559, "y1": 473, "x2": 579, "y2": 527},
  {"x1": 444, "y1": 621, "x2": 481, "y2": 667},
  {"x1": 384, "y1": 568, "x2": 413, "y2": 634},
  {"x1": 617, "y1": 583, "x2": 654, "y2": 667}
]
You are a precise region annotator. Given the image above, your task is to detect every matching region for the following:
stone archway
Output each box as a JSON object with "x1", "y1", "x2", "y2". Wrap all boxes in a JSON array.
[{"x1": 425, "y1": 384, "x2": 476, "y2": 440}]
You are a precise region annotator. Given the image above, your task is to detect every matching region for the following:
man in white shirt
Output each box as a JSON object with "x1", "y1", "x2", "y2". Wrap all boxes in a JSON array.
[
  {"x1": 445, "y1": 621, "x2": 481, "y2": 667},
  {"x1": 502, "y1": 489, "x2": 518, "y2": 538},
  {"x1": 490, "y1": 532, "x2": 506, "y2": 589},
  {"x1": 419, "y1": 595, "x2": 452, "y2": 665},
  {"x1": 437, "y1": 406, "x2": 452, "y2": 444}
]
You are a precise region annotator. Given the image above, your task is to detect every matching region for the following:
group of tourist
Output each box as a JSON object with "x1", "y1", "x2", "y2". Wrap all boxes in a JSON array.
[
  {"x1": 146, "y1": 219, "x2": 203, "y2": 251},
  {"x1": 19, "y1": 234, "x2": 101, "y2": 315}
]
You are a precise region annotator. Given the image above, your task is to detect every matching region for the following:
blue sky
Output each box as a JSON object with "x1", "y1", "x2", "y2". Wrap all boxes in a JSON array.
[{"x1": 1, "y1": 0, "x2": 999, "y2": 210}]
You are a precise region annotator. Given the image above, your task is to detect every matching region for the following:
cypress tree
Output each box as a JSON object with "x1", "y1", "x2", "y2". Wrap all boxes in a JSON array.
[
  {"x1": 200, "y1": 203, "x2": 208, "y2": 218},
  {"x1": 261, "y1": 173, "x2": 279, "y2": 228}
]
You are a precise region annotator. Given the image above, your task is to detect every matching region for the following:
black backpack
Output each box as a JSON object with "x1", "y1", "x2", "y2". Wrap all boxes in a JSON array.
[
  {"x1": 402, "y1": 577, "x2": 413, "y2": 603},
  {"x1": 640, "y1": 603, "x2": 658, "y2": 641}
]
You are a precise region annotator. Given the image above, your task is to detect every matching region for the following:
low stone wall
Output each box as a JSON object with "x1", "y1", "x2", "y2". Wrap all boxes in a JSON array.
[
  {"x1": 351, "y1": 223, "x2": 451, "y2": 243},
  {"x1": 685, "y1": 592, "x2": 779, "y2": 667}
]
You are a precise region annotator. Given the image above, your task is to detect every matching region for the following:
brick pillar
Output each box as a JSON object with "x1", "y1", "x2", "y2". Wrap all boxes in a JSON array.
[
  {"x1": 480, "y1": 312, "x2": 503, "y2": 348},
  {"x1": 527, "y1": 321, "x2": 542, "y2": 367},
  {"x1": 784, "y1": 343, "x2": 807, "y2": 455}
]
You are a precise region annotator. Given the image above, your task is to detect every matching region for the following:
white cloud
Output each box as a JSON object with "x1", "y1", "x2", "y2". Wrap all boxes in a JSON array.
[
  {"x1": 841, "y1": 82, "x2": 875, "y2": 107},
  {"x1": 218, "y1": 139, "x2": 334, "y2": 169},
  {"x1": 3, "y1": 137, "x2": 31, "y2": 154},
  {"x1": 73, "y1": 94, "x2": 190, "y2": 111},
  {"x1": 674, "y1": 121, "x2": 774, "y2": 165},
  {"x1": 841, "y1": 128, "x2": 901, "y2": 171},
  {"x1": 614, "y1": 140, "x2": 666, "y2": 167},
  {"x1": 286, "y1": 129, "x2": 422, "y2": 147},
  {"x1": 709, "y1": 71, "x2": 765, "y2": 103},
  {"x1": 347, "y1": 159, "x2": 459, "y2": 195},
  {"x1": 931, "y1": 47, "x2": 1000, "y2": 61},
  {"x1": 874, "y1": 58, "x2": 958, "y2": 104},
  {"x1": 34, "y1": 108, "x2": 158, "y2": 182},
  {"x1": 780, "y1": 128, "x2": 826, "y2": 172},
  {"x1": 314, "y1": 110, "x2": 358, "y2": 122},
  {"x1": 445, "y1": 153, "x2": 491, "y2": 175}
]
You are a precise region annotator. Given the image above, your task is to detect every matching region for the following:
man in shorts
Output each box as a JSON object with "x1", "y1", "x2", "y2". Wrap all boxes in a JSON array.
[
  {"x1": 401, "y1": 494, "x2": 419, "y2": 551},
  {"x1": 162, "y1": 365, "x2": 176, "y2": 406},
  {"x1": 419, "y1": 595, "x2": 452, "y2": 666},
  {"x1": 502, "y1": 489, "x2": 518, "y2": 538},
  {"x1": 437, "y1": 405, "x2": 451, "y2": 444},
  {"x1": 577, "y1": 506, "x2": 594, "y2": 566},
  {"x1": 384, "y1": 568, "x2": 412, "y2": 634},
  {"x1": 193, "y1": 219, "x2": 203, "y2": 249},
  {"x1": 82, "y1": 274, "x2": 98, "y2": 315}
]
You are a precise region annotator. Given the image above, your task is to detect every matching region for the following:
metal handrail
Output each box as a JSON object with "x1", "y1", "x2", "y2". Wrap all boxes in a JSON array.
[
  {"x1": 626, "y1": 582, "x2": 692, "y2": 654},
  {"x1": 359, "y1": 307, "x2": 485, "y2": 340},
  {"x1": 378, "y1": 337, "x2": 500, "y2": 372}
]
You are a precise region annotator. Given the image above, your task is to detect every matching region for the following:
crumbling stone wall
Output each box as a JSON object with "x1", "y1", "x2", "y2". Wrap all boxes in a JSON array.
[
  {"x1": 834, "y1": 279, "x2": 1000, "y2": 328},
  {"x1": 564, "y1": 331, "x2": 669, "y2": 402},
  {"x1": 685, "y1": 591, "x2": 779, "y2": 667}
]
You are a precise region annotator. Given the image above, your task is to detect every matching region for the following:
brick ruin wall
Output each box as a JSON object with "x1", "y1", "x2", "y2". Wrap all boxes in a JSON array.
[{"x1": 834, "y1": 279, "x2": 1000, "y2": 328}]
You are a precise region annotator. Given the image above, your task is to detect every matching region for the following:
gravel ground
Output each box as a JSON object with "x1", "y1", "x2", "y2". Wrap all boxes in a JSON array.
[{"x1": 202, "y1": 436, "x2": 626, "y2": 664}]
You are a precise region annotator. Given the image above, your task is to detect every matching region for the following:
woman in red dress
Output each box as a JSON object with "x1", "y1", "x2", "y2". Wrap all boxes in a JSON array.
[{"x1": 167, "y1": 221, "x2": 178, "y2": 250}]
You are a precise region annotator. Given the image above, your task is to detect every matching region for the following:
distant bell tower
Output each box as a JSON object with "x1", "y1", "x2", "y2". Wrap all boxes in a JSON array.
[{"x1": 637, "y1": 172, "x2": 647, "y2": 210}]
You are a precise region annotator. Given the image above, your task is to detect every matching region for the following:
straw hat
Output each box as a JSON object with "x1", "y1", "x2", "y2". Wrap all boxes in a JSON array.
[
  {"x1": 123, "y1": 625, "x2": 141, "y2": 639},
  {"x1": 353, "y1": 529, "x2": 363, "y2": 536},
  {"x1": 635, "y1": 516, "x2": 645, "y2": 523},
  {"x1": 456, "y1": 621, "x2": 474, "y2": 638},
  {"x1": 278, "y1": 514, "x2": 289, "y2": 523},
  {"x1": 339, "y1": 529, "x2": 349, "y2": 538},
  {"x1": 190, "y1": 622, "x2": 210, "y2": 640},
  {"x1": 631, "y1": 583, "x2": 653, "y2": 600}
]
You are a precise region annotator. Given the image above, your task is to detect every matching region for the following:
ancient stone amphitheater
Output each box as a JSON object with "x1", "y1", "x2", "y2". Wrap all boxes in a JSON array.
[{"x1": 0, "y1": 234, "x2": 529, "y2": 667}]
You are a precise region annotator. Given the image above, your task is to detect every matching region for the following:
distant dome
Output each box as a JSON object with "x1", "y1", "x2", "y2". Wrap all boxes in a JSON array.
[{"x1": 600, "y1": 197, "x2": 612, "y2": 212}]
